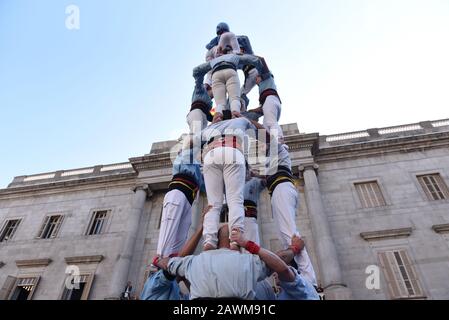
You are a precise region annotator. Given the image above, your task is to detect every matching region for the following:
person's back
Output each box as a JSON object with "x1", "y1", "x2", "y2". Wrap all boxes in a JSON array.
[
  {"x1": 201, "y1": 117, "x2": 254, "y2": 146},
  {"x1": 168, "y1": 249, "x2": 268, "y2": 300}
]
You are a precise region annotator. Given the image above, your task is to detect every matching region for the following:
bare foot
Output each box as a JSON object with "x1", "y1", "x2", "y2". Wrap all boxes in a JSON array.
[{"x1": 213, "y1": 113, "x2": 223, "y2": 123}]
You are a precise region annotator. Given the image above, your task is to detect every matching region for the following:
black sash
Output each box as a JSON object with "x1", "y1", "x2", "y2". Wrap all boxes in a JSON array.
[
  {"x1": 244, "y1": 200, "x2": 258, "y2": 219},
  {"x1": 168, "y1": 173, "x2": 199, "y2": 205},
  {"x1": 190, "y1": 101, "x2": 213, "y2": 122},
  {"x1": 267, "y1": 167, "x2": 295, "y2": 196}
]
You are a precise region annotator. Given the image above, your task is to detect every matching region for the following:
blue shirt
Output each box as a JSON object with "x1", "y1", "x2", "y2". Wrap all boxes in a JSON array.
[
  {"x1": 259, "y1": 75, "x2": 277, "y2": 95},
  {"x1": 277, "y1": 268, "x2": 320, "y2": 300},
  {"x1": 140, "y1": 270, "x2": 180, "y2": 300},
  {"x1": 172, "y1": 148, "x2": 205, "y2": 192},
  {"x1": 206, "y1": 36, "x2": 220, "y2": 50},
  {"x1": 191, "y1": 82, "x2": 212, "y2": 108},
  {"x1": 200, "y1": 117, "x2": 256, "y2": 154},
  {"x1": 255, "y1": 278, "x2": 276, "y2": 300},
  {"x1": 243, "y1": 177, "x2": 266, "y2": 203},
  {"x1": 266, "y1": 144, "x2": 292, "y2": 175}
]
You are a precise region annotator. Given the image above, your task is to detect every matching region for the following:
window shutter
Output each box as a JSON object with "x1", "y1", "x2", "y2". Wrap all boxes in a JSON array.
[
  {"x1": 355, "y1": 181, "x2": 386, "y2": 208},
  {"x1": 399, "y1": 250, "x2": 424, "y2": 297},
  {"x1": 37, "y1": 216, "x2": 50, "y2": 239},
  {"x1": 379, "y1": 251, "x2": 408, "y2": 299},
  {"x1": 0, "y1": 222, "x2": 7, "y2": 240},
  {"x1": 51, "y1": 215, "x2": 64, "y2": 238},
  {"x1": 81, "y1": 274, "x2": 95, "y2": 300},
  {"x1": 387, "y1": 251, "x2": 409, "y2": 297},
  {"x1": 419, "y1": 176, "x2": 429, "y2": 200},
  {"x1": 418, "y1": 174, "x2": 449, "y2": 201},
  {"x1": 86, "y1": 213, "x2": 95, "y2": 235},
  {"x1": 378, "y1": 251, "x2": 401, "y2": 299},
  {"x1": 27, "y1": 276, "x2": 41, "y2": 300},
  {"x1": 0, "y1": 276, "x2": 17, "y2": 300}
]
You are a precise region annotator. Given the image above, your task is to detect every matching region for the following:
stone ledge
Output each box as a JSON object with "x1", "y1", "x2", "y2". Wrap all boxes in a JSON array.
[
  {"x1": 360, "y1": 227, "x2": 412, "y2": 241},
  {"x1": 64, "y1": 255, "x2": 104, "y2": 264},
  {"x1": 432, "y1": 224, "x2": 449, "y2": 234},
  {"x1": 15, "y1": 258, "x2": 52, "y2": 268}
]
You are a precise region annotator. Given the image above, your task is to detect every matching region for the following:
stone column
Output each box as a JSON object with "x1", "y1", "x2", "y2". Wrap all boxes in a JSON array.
[
  {"x1": 107, "y1": 184, "x2": 152, "y2": 299},
  {"x1": 299, "y1": 163, "x2": 352, "y2": 300}
]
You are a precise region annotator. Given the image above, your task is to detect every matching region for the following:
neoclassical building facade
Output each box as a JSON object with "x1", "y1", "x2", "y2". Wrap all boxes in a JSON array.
[{"x1": 1, "y1": 119, "x2": 449, "y2": 300}]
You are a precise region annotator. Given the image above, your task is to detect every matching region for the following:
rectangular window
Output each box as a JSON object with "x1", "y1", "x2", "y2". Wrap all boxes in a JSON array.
[
  {"x1": 355, "y1": 181, "x2": 386, "y2": 208},
  {"x1": 417, "y1": 174, "x2": 449, "y2": 201},
  {"x1": 86, "y1": 211, "x2": 109, "y2": 235},
  {"x1": 378, "y1": 249, "x2": 425, "y2": 299},
  {"x1": 0, "y1": 219, "x2": 21, "y2": 242},
  {"x1": 9, "y1": 277, "x2": 40, "y2": 300},
  {"x1": 37, "y1": 215, "x2": 64, "y2": 239},
  {"x1": 61, "y1": 274, "x2": 94, "y2": 300}
]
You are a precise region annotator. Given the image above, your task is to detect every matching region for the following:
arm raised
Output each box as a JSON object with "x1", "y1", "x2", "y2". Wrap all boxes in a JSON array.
[{"x1": 231, "y1": 229, "x2": 295, "y2": 282}]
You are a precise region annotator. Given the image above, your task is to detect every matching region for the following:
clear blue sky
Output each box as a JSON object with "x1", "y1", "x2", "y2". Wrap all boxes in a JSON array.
[{"x1": 1, "y1": 0, "x2": 449, "y2": 188}]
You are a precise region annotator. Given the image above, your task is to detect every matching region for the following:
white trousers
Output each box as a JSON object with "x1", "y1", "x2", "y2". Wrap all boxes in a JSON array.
[
  {"x1": 212, "y1": 69, "x2": 241, "y2": 114},
  {"x1": 271, "y1": 182, "x2": 318, "y2": 286},
  {"x1": 186, "y1": 109, "x2": 208, "y2": 133},
  {"x1": 244, "y1": 217, "x2": 260, "y2": 245},
  {"x1": 157, "y1": 189, "x2": 192, "y2": 258},
  {"x1": 262, "y1": 95, "x2": 283, "y2": 143},
  {"x1": 203, "y1": 147, "x2": 246, "y2": 247}
]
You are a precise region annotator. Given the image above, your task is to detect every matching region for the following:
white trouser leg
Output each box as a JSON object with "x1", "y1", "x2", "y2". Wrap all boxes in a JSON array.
[
  {"x1": 262, "y1": 95, "x2": 283, "y2": 143},
  {"x1": 271, "y1": 182, "x2": 317, "y2": 286},
  {"x1": 205, "y1": 71, "x2": 213, "y2": 87},
  {"x1": 222, "y1": 148, "x2": 246, "y2": 234},
  {"x1": 223, "y1": 69, "x2": 242, "y2": 113},
  {"x1": 212, "y1": 70, "x2": 228, "y2": 114},
  {"x1": 241, "y1": 68, "x2": 259, "y2": 96},
  {"x1": 157, "y1": 189, "x2": 192, "y2": 257},
  {"x1": 203, "y1": 149, "x2": 224, "y2": 247},
  {"x1": 187, "y1": 109, "x2": 208, "y2": 133},
  {"x1": 244, "y1": 217, "x2": 260, "y2": 244}
]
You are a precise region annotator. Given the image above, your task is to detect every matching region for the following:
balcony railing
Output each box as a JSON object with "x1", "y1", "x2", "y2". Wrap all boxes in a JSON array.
[
  {"x1": 322, "y1": 119, "x2": 449, "y2": 145},
  {"x1": 10, "y1": 162, "x2": 134, "y2": 187}
]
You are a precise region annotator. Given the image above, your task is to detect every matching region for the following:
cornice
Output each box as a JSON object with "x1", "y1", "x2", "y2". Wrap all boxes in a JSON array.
[
  {"x1": 64, "y1": 255, "x2": 104, "y2": 264},
  {"x1": 284, "y1": 133, "x2": 320, "y2": 153},
  {"x1": 16, "y1": 258, "x2": 52, "y2": 268},
  {"x1": 129, "y1": 153, "x2": 175, "y2": 172},
  {"x1": 360, "y1": 227, "x2": 412, "y2": 241},
  {"x1": 432, "y1": 224, "x2": 449, "y2": 234}
]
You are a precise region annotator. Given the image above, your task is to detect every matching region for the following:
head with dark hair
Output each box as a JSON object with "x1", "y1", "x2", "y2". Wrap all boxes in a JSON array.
[{"x1": 216, "y1": 22, "x2": 230, "y2": 35}]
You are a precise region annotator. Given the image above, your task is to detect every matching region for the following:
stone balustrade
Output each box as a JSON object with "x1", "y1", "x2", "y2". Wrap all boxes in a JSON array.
[{"x1": 320, "y1": 118, "x2": 449, "y2": 147}]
